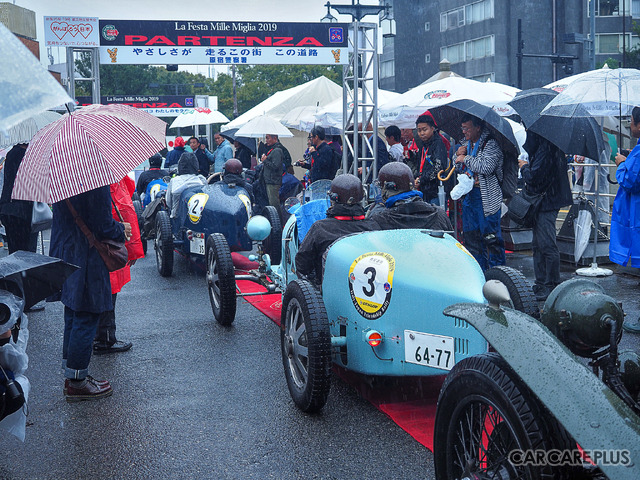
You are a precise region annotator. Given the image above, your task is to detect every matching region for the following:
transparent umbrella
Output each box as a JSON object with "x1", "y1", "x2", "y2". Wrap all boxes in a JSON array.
[
  {"x1": 0, "y1": 111, "x2": 62, "y2": 149},
  {"x1": 0, "y1": 23, "x2": 72, "y2": 133},
  {"x1": 541, "y1": 68, "x2": 640, "y2": 118}
]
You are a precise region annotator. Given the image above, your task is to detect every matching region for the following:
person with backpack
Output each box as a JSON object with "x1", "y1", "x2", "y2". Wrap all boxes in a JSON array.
[
  {"x1": 136, "y1": 153, "x2": 168, "y2": 201},
  {"x1": 295, "y1": 126, "x2": 336, "y2": 183},
  {"x1": 454, "y1": 114, "x2": 506, "y2": 271}
]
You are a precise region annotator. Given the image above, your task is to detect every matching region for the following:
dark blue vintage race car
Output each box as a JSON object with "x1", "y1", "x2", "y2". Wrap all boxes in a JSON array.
[{"x1": 152, "y1": 179, "x2": 280, "y2": 283}]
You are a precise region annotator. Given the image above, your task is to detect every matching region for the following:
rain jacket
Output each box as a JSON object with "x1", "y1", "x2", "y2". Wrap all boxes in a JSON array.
[
  {"x1": 0, "y1": 145, "x2": 32, "y2": 220},
  {"x1": 166, "y1": 153, "x2": 207, "y2": 218},
  {"x1": 610, "y1": 139, "x2": 640, "y2": 267},
  {"x1": 262, "y1": 142, "x2": 285, "y2": 185},
  {"x1": 49, "y1": 186, "x2": 125, "y2": 313},
  {"x1": 309, "y1": 142, "x2": 335, "y2": 183},
  {"x1": 109, "y1": 176, "x2": 144, "y2": 294},
  {"x1": 416, "y1": 133, "x2": 447, "y2": 202},
  {"x1": 213, "y1": 139, "x2": 233, "y2": 174}
]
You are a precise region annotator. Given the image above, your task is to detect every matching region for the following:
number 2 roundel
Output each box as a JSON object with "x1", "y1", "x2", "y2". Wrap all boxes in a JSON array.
[
  {"x1": 187, "y1": 193, "x2": 209, "y2": 223},
  {"x1": 348, "y1": 252, "x2": 395, "y2": 320}
]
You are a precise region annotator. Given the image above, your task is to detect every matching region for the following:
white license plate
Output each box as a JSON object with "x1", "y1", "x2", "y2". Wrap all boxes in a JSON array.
[
  {"x1": 404, "y1": 330, "x2": 455, "y2": 371},
  {"x1": 189, "y1": 236, "x2": 205, "y2": 255}
]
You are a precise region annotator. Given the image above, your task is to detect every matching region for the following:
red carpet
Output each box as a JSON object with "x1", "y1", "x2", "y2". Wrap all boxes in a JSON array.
[{"x1": 232, "y1": 251, "x2": 438, "y2": 451}]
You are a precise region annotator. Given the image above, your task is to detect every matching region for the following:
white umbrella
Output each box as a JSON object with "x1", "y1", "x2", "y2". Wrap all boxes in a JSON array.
[
  {"x1": 0, "y1": 111, "x2": 62, "y2": 149},
  {"x1": 0, "y1": 23, "x2": 72, "y2": 133},
  {"x1": 235, "y1": 114, "x2": 293, "y2": 138},
  {"x1": 541, "y1": 67, "x2": 640, "y2": 118},
  {"x1": 169, "y1": 107, "x2": 230, "y2": 129},
  {"x1": 379, "y1": 76, "x2": 518, "y2": 129}
]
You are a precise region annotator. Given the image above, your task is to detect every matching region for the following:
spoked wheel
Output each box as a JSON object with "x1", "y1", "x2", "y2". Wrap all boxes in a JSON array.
[
  {"x1": 132, "y1": 199, "x2": 146, "y2": 255},
  {"x1": 281, "y1": 280, "x2": 331, "y2": 413},
  {"x1": 262, "y1": 205, "x2": 282, "y2": 265},
  {"x1": 485, "y1": 266, "x2": 539, "y2": 319},
  {"x1": 434, "y1": 353, "x2": 573, "y2": 480},
  {"x1": 206, "y1": 233, "x2": 236, "y2": 326},
  {"x1": 155, "y1": 210, "x2": 173, "y2": 277}
]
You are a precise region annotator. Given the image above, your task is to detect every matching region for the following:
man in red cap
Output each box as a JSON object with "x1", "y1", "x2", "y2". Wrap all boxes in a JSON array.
[{"x1": 164, "y1": 137, "x2": 186, "y2": 170}]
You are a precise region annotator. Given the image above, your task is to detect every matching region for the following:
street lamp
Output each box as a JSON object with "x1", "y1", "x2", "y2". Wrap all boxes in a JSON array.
[{"x1": 320, "y1": 2, "x2": 338, "y2": 23}]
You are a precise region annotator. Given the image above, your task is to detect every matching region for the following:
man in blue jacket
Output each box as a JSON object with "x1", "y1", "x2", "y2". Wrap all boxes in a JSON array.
[
  {"x1": 212, "y1": 133, "x2": 234, "y2": 174},
  {"x1": 611, "y1": 106, "x2": 640, "y2": 332}
]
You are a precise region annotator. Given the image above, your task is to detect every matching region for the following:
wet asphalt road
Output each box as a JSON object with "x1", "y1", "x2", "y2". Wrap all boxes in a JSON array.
[
  {"x1": 2, "y1": 246, "x2": 434, "y2": 480},
  {"x1": 2, "y1": 240, "x2": 639, "y2": 480}
]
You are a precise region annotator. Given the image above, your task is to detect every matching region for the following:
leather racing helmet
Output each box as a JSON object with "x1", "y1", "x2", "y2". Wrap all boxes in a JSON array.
[
  {"x1": 223, "y1": 158, "x2": 243, "y2": 175},
  {"x1": 378, "y1": 162, "x2": 414, "y2": 196},
  {"x1": 329, "y1": 174, "x2": 363, "y2": 205}
]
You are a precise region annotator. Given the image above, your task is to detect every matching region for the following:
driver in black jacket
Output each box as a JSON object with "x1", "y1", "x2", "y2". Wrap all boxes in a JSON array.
[
  {"x1": 217, "y1": 158, "x2": 254, "y2": 204},
  {"x1": 295, "y1": 174, "x2": 379, "y2": 284},
  {"x1": 370, "y1": 162, "x2": 452, "y2": 231}
]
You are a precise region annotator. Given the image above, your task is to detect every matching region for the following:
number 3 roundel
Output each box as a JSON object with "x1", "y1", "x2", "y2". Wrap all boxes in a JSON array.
[{"x1": 348, "y1": 252, "x2": 395, "y2": 320}]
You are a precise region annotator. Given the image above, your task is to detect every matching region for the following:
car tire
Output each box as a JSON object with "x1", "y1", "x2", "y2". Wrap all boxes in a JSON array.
[
  {"x1": 434, "y1": 353, "x2": 573, "y2": 480},
  {"x1": 155, "y1": 210, "x2": 173, "y2": 277},
  {"x1": 132, "y1": 199, "x2": 146, "y2": 256},
  {"x1": 206, "y1": 233, "x2": 237, "y2": 326},
  {"x1": 281, "y1": 279, "x2": 331, "y2": 413},
  {"x1": 262, "y1": 205, "x2": 282, "y2": 265},
  {"x1": 485, "y1": 266, "x2": 539, "y2": 319}
]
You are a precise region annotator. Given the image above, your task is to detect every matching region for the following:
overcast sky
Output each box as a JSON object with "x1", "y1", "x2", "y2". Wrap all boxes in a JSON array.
[{"x1": 17, "y1": 0, "x2": 380, "y2": 75}]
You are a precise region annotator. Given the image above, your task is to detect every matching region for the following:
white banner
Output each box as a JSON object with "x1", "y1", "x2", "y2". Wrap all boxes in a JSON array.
[
  {"x1": 44, "y1": 16, "x2": 99, "y2": 47},
  {"x1": 141, "y1": 107, "x2": 194, "y2": 117},
  {"x1": 99, "y1": 46, "x2": 347, "y2": 65}
]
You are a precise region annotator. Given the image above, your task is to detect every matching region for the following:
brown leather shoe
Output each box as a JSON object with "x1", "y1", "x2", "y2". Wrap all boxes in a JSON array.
[
  {"x1": 65, "y1": 378, "x2": 113, "y2": 402},
  {"x1": 63, "y1": 376, "x2": 110, "y2": 395}
]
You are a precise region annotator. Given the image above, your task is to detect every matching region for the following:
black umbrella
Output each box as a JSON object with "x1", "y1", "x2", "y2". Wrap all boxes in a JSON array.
[
  {"x1": 219, "y1": 129, "x2": 257, "y2": 153},
  {"x1": 0, "y1": 251, "x2": 77, "y2": 312},
  {"x1": 428, "y1": 99, "x2": 520, "y2": 157},
  {"x1": 509, "y1": 88, "x2": 606, "y2": 161}
]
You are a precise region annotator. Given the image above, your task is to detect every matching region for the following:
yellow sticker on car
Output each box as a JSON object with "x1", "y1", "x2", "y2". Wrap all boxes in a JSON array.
[
  {"x1": 187, "y1": 193, "x2": 209, "y2": 223},
  {"x1": 348, "y1": 251, "x2": 395, "y2": 320},
  {"x1": 238, "y1": 193, "x2": 252, "y2": 219}
]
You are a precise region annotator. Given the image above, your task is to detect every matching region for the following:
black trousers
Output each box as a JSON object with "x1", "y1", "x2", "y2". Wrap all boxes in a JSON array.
[
  {"x1": 96, "y1": 293, "x2": 118, "y2": 345},
  {"x1": 532, "y1": 209, "x2": 561, "y2": 295},
  {"x1": 1, "y1": 215, "x2": 37, "y2": 254}
]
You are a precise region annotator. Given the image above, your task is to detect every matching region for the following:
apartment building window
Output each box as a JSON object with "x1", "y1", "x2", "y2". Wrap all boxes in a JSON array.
[
  {"x1": 424, "y1": 22, "x2": 430, "y2": 31},
  {"x1": 425, "y1": 54, "x2": 431, "y2": 63},
  {"x1": 441, "y1": 35, "x2": 495, "y2": 64},
  {"x1": 633, "y1": 0, "x2": 640, "y2": 16},
  {"x1": 466, "y1": 35, "x2": 494, "y2": 60},
  {"x1": 596, "y1": 33, "x2": 637, "y2": 53},
  {"x1": 440, "y1": 0, "x2": 493, "y2": 32},
  {"x1": 589, "y1": 0, "x2": 631, "y2": 16},
  {"x1": 441, "y1": 43, "x2": 465, "y2": 64},
  {"x1": 381, "y1": 60, "x2": 395, "y2": 78}
]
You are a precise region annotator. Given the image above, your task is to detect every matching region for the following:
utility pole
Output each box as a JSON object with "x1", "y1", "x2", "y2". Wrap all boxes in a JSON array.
[{"x1": 232, "y1": 65, "x2": 238, "y2": 119}]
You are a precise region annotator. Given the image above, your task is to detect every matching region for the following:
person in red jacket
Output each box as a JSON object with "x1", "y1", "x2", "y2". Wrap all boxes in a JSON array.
[{"x1": 93, "y1": 175, "x2": 144, "y2": 354}]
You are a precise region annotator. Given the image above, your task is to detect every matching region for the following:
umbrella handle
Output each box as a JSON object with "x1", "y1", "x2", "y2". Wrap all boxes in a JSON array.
[
  {"x1": 606, "y1": 173, "x2": 618, "y2": 185},
  {"x1": 437, "y1": 164, "x2": 455, "y2": 182}
]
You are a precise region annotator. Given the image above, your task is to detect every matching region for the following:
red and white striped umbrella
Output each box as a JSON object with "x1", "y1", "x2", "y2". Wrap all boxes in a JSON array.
[{"x1": 12, "y1": 104, "x2": 166, "y2": 203}]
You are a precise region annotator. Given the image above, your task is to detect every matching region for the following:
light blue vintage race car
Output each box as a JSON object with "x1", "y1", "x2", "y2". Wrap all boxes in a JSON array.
[
  {"x1": 205, "y1": 179, "x2": 533, "y2": 403},
  {"x1": 205, "y1": 179, "x2": 640, "y2": 480}
]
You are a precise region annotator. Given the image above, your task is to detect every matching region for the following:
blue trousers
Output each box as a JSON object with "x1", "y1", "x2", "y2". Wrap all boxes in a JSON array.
[
  {"x1": 462, "y1": 188, "x2": 505, "y2": 271},
  {"x1": 63, "y1": 307, "x2": 100, "y2": 380}
]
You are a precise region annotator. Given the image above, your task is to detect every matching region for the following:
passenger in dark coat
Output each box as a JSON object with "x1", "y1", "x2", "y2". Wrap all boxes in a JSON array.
[
  {"x1": 49, "y1": 185, "x2": 126, "y2": 401},
  {"x1": 295, "y1": 126, "x2": 336, "y2": 182},
  {"x1": 0, "y1": 144, "x2": 37, "y2": 253},
  {"x1": 414, "y1": 114, "x2": 447, "y2": 205},
  {"x1": 295, "y1": 174, "x2": 379, "y2": 284},
  {"x1": 519, "y1": 131, "x2": 572, "y2": 301},
  {"x1": 136, "y1": 153, "x2": 168, "y2": 197},
  {"x1": 370, "y1": 162, "x2": 452, "y2": 231}
]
